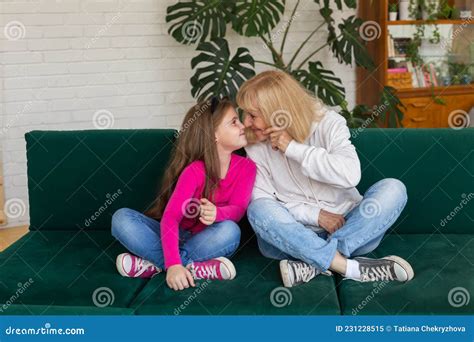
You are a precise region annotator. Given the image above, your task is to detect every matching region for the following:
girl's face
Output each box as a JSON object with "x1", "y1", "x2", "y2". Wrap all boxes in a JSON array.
[
  {"x1": 215, "y1": 106, "x2": 247, "y2": 151},
  {"x1": 243, "y1": 108, "x2": 268, "y2": 142}
]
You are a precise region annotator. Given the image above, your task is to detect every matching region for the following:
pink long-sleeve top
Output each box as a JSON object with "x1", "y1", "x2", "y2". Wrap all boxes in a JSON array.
[{"x1": 160, "y1": 153, "x2": 257, "y2": 269}]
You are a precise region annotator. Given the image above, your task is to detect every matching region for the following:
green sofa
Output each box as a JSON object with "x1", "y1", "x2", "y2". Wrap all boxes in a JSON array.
[{"x1": 0, "y1": 128, "x2": 473, "y2": 315}]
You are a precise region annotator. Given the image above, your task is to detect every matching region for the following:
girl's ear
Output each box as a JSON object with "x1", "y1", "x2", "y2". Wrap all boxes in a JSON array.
[{"x1": 215, "y1": 133, "x2": 219, "y2": 143}]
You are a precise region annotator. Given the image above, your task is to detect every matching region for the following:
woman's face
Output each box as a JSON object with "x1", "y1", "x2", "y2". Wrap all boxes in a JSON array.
[
  {"x1": 243, "y1": 109, "x2": 268, "y2": 142},
  {"x1": 215, "y1": 106, "x2": 247, "y2": 151}
]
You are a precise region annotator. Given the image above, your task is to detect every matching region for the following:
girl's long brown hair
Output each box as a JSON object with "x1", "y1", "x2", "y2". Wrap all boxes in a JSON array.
[{"x1": 144, "y1": 98, "x2": 234, "y2": 220}]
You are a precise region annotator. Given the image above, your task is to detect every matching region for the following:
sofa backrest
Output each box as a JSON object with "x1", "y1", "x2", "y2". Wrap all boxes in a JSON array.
[
  {"x1": 350, "y1": 128, "x2": 474, "y2": 234},
  {"x1": 26, "y1": 129, "x2": 176, "y2": 231},
  {"x1": 25, "y1": 128, "x2": 474, "y2": 234}
]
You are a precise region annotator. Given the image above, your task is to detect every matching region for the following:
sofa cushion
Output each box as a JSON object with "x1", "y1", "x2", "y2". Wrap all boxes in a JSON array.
[
  {"x1": 25, "y1": 129, "x2": 176, "y2": 231},
  {"x1": 350, "y1": 128, "x2": 474, "y2": 234},
  {"x1": 337, "y1": 234, "x2": 474, "y2": 315},
  {"x1": 130, "y1": 239, "x2": 341, "y2": 315},
  {"x1": 0, "y1": 304, "x2": 134, "y2": 315},
  {"x1": 0, "y1": 231, "x2": 146, "y2": 311}
]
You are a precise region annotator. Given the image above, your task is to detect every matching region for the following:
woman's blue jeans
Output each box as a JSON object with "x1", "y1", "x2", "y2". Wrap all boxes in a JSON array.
[
  {"x1": 111, "y1": 208, "x2": 241, "y2": 269},
  {"x1": 247, "y1": 178, "x2": 408, "y2": 271}
]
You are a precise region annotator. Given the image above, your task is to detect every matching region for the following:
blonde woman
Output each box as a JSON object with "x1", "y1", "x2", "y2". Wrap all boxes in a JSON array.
[{"x1": 238, "y1": 70, "x2": 414, "y2": 287}]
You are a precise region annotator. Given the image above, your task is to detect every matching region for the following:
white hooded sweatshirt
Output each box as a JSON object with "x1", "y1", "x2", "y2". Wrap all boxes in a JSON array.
[{"x1": 244, "y1": 109, "x2": 364, "y2": 232}]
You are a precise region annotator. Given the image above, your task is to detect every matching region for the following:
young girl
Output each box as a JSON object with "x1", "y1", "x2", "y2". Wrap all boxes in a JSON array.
[
  {"x1": 238, "y1": 70, "x2": 414, "y2": 287},
  {"x1": 111, "y1": 97, "x2": 256, "y2": 291}
]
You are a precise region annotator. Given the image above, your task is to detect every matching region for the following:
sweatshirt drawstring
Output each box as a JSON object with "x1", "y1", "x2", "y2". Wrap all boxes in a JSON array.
[{"x1": 283, "y1": 155, "x2": 322, "y2": 208}]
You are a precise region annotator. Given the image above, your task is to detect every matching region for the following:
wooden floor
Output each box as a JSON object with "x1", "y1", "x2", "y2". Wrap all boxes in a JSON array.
[{"x1": 0, "y1": 225, "x2": 29, "y2": 252}]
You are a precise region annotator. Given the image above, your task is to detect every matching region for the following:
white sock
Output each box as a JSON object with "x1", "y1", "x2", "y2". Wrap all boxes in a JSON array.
[{"x1": 345, "y1": 259, "x2": 361, "y2": 279}]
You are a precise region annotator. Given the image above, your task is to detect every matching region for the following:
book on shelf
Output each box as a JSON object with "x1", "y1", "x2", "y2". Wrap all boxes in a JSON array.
[
  {"x1": 388, "y1": 59, "x2": 439, "y2": 88},
  {"x1": 387, "y1": 36, "x2": 412, "y2": 58}
]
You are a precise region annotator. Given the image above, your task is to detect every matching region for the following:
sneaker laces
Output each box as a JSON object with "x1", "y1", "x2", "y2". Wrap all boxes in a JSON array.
[
  {"x1": 292, "y1": 262, "x2": 315, "y2": 283},
  {"x1": 360, "y1": 264, "x2": 393, "y2": 282},
  {"x1": 192, "y1": 263, "x2": 218, "y2": 279},
  {"x1": 134, "y1": 258, "x2": 158, "y2": 277}
]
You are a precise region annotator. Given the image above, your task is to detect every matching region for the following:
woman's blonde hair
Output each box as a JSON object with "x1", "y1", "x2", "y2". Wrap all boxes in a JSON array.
[{"x1": 236, "y1": 70, "x2": 326, "y2": 144}]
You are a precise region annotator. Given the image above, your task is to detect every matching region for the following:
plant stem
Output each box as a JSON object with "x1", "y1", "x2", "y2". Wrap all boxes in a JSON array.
[
  {"x1": 255, "y1": 60, "x2": 286, "y2": 71},
  {"x1": 260, "y1": 34, "x2": 285, "y2": 68},
  {"x1": 280, "y1": 0, "x2": 300, "y2": 55},
  {"x1": 288, "y1": 21, "x2": 325, "y2": 70},
  {"x1": 296, "y1": 32, "x2": 343, "y2": 70}
]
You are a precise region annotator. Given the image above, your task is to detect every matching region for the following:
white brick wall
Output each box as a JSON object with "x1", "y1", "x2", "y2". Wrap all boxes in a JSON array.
[{"x1": 0, "y1": 0, "x2": 356, "y2": 228}]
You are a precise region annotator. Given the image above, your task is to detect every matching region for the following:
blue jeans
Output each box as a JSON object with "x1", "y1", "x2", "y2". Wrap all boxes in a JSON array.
[
  {"x1": 111, "y1": 208, "x2": 241, "y2": 269},
  {"x1": 247, "y1": 178, "x2": 408, "y2": 272}
]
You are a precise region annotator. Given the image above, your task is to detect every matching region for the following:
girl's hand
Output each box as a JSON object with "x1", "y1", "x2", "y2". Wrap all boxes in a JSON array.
[
  {"x1": 263, "y1": 127, "x2": 293, "y2": 153},
  {"x1": 199, "y1": 198, "x2": 216, "y2": 225},
  {"x1": 166, "y1": 264, "x2": 195, "y2": 291}
]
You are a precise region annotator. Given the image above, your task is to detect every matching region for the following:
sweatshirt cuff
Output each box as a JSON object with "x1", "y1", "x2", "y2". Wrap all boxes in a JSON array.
[
  {"x1": 285, "y1": 140, "x2": 309, "y2": 164},
  {"x1": 313, "y1": 206, "x2": 321, "y2": 227},
  {"x1": 164, "y1": 256, "x2": 182, "y2": 270}
]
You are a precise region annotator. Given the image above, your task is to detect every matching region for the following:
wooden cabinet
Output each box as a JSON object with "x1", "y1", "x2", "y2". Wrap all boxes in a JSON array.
[
  {"x1": 401, "y1": 97, "x2": 444, "y2": 128},
  {"x1": 401, "y1": 94, "x2": 474, "y2": 128}
]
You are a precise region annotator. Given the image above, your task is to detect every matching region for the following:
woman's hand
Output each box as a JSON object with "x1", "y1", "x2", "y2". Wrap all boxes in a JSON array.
[
  {"x1": 263, "y1": 127, "x2": 293, "y2": 153},
  {"x1": 318, "y1": 209, "x2": 346, "y2": 234},
  {"x1": 166, "y1": 264, "x2": 195, "y2": 291},
  {"x1": 199, "y1": 198, "x2": 216, "y2": 225}
]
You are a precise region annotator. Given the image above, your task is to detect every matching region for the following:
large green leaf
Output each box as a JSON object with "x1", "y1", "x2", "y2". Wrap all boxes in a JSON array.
[
  {"x1": 314, "y1": 0, "x2": 356, "y2": 10},
  {"x1": 166, "y1": 0, "x2": 232, "y2": 44},
  {"x1": 380, "y1": 86, "x2": 405, "y2": 127},
  {"x1": 340, "y1": 104, "x2": 373, "y2": 129},
  {"x1": 231, "y1": 0, "x2": 285, "y2": 37},
  {"x1": 190, "y1": 38, "x2": 256, "y2": 101},
  {"x1": 292, "y1": 61, "x2": 345, "y2": 107},
  {"x1": 333, "y1": 15, "x2": 375, "y2": 69}
]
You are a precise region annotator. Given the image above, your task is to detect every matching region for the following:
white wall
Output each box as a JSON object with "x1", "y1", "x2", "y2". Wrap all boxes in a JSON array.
[{"x1": 0, "y1": 0, "x2": 356, "y2": 228}]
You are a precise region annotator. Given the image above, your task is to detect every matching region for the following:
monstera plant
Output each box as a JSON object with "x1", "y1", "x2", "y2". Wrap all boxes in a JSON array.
[{"x1": 166, "y1": 0, "x2": 404, "y2": 128}]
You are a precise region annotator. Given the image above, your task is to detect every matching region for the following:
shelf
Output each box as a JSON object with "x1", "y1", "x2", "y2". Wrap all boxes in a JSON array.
[
  {"x1": 395, "y1": 84, "x2": 474, "y2": 97},
  {"x1": 388, "y1": 18, "x2": 474, "y2": 25}
]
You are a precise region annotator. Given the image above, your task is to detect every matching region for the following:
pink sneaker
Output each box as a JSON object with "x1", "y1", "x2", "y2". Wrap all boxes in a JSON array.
[
  {"x1": 188, "y1": 257, "x2": 236, "y2": 280},
  {"x1": 116, "y1": 253, "x2": 162, "y2": 278}
]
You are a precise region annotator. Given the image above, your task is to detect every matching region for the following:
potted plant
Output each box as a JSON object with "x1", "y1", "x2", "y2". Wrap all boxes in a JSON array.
[
  {"x1": 446, "y1": 61, "x2": 474, "y2": 85},
  {"x1": 389, "y1": 3, "x2": 398, "y2": 21},
  {"x1": 399, "y1": 0, "x2": 413, "y2": 20}
]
